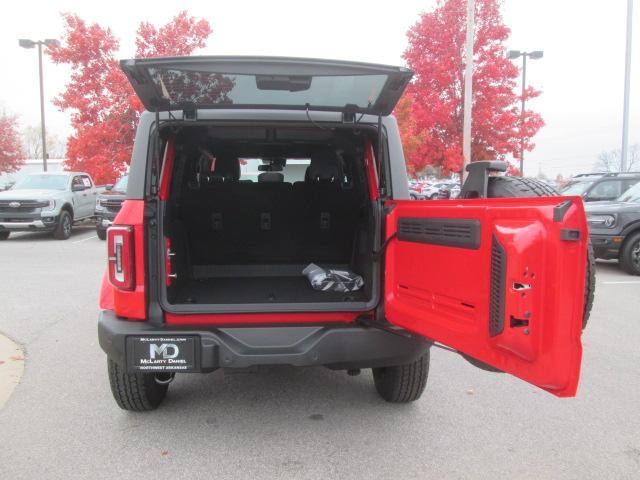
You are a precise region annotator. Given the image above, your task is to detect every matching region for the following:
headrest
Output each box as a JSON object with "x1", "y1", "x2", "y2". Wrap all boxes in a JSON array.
[
  {"x1": 305, "y1": 153, "x2": 340, "y2": 183},
  {"x1": 258, "y1": 172, "x2": 284, "y2": 183},
  {"x1": 211, "y1": 155, "x2": 240, "y2": 182}
]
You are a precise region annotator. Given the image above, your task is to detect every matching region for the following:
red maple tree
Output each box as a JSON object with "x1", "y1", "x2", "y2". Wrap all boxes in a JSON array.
[
  {"x1": 48, "y1": 12, "x2": 212, "y2": 184},
  {"x1": 398, "y1": 0, "x2": 544, "y2": 175},
  {"x1": 0, "y1": 112, "x2": 25, "y2": 174}
]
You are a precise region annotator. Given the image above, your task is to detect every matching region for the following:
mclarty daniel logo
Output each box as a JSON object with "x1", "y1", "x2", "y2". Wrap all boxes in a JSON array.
[
  {"x1": 138, "y1": 341, "x2": 187, "y2": 365},
  {"x1": 133, "y1": 337, "x2": 192, "y2": 369},
  {"x1": 150, "y1": 343, "x2": 180, "y2": 360}
]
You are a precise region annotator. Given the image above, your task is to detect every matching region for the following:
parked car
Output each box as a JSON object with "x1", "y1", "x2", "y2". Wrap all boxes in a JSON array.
[
  {"x1": 99, "y1": 56, "x2": 592, "y2": 411},
  {"x1": 586, "y1": 181, "x2": 640, "y2": 275},
  {"x1": 436, "y1": 183, "x2": 461, "y2": 199},
  {"x1": 408, "y1": 183, "x2": 425, "y2": 200},
  {"x1": 422, "y1": 181, "x2": 456, "y2": 199},
  {"x1": 0, "y1": 172, "x2": 108, "y2": 240},
  {"x1": 561, "y1": 172, "x2": 640, "y2": 202},
  {"x1": 95, "y1": 175, "x2": 128, "y2": 240}
]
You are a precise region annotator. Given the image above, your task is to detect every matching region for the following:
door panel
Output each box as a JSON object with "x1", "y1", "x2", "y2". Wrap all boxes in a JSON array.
[{"x1": 384, "y1": 197, "x2": 588, "y2": 397}]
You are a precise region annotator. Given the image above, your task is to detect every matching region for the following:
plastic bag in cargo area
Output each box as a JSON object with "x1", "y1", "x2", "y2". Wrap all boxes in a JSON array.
[{"x1": 302, "y1": 263, "x2": 364, "y2": 292}]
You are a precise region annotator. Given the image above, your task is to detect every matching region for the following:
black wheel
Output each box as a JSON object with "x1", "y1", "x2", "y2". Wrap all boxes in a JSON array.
[
  {"x1": 372, "y1": 350, "x2": 429, "y2": 403},
  {"x1": 107, "y1": 359, "x2": 169, "y2": 411},
  {"x1": 54, "y1": 210, "x2": 73, "y2": 240},
  {"x1": 429, "y1": 193, "x2": 437, "y2": 200},
  {"x1": 620, "y1": 232, "x2": 640, "y2": 276},
  {"x1": 0, "y1": 231, "x2": 9, "y2": 240},
  {"x1": 410, "y1": 194, "x2": 417, "y2": 200},
  {"x1": 96, "y1": 227, "x2": 107, "y2": 240},
  {"x1": 487, "y1": 176, "x2": 595, "y2": 330}
]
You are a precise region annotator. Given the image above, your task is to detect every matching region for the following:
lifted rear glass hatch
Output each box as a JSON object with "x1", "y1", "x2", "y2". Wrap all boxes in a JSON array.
[{"x1": 120, "y1": 56, "x2": 413, "y2": 116}]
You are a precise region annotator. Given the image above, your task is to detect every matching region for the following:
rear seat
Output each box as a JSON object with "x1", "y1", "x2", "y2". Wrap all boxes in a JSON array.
[
  {"x1": 181, "y1": 156, "x2": 297, "y2": 265},
  {"x1": 292, "y1": 153, "x2": 359, "y2": 263},
  {"x1": 181, "y1": 153, "x2": 359, "y2": 267},
  {"x1": 181, "y1": 155, "x2": 243, "y2": 265},
  {"x1": 250, "y1": 169, "x2": 294, "y2": 263}
]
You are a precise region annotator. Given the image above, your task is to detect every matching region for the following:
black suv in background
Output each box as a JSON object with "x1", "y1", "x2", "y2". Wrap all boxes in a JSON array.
[
  {"x1": 586, "y1": 182, "x2": 640, "y2": 274},
  {"x1": 94, "y1": 175, "x2": 127, "y2": 240},
  {"x1": 561, "y1": 172, "x2": 640, "y2": 202}
]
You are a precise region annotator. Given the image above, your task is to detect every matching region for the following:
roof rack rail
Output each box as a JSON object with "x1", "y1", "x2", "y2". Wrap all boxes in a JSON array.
[
  {"x1": 603, "y1": 172, "x2": 640, "y2": 177},
  {"x1": 573, "y1": 172, "x2": 640, "y2": 178}
]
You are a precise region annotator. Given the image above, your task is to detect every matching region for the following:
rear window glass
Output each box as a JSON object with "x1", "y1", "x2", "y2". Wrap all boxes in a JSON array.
[
  {"x1": 240, "y1": 159, "x2": 310, "y2": 183},
  {"x1": 148, "y1": 68, "x2": 387, "y2": 110}
]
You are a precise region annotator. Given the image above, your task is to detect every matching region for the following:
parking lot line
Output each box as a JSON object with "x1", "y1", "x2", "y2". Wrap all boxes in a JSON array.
[
  {"x1": 72, "y1": 235, "x2": 97, "y2": 244},
  {"x1": 601, "y1": 280, "x2": 640, "y2": 285}
]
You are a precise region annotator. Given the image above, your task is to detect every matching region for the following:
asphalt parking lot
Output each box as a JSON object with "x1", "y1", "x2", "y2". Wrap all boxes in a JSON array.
[{"x1": 1, "y1": 226, "x2": 639, "y2": 480}]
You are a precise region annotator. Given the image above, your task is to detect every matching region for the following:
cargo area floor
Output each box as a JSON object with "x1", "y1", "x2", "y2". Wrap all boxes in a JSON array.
[{"x1": 173, "y1": 276, "x2": 368, "y2": 305}]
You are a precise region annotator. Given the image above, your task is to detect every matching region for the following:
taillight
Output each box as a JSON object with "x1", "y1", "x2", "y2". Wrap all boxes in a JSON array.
[{"x1": 107, "y1": 226, "x2": 135, "y2": 291}]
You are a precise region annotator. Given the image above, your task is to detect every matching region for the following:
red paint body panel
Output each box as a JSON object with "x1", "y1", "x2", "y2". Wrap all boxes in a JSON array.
[
  {"x1": 384, "y1": 196, "x2": 587, "y2": 397},
  {"x1": 364, "y1": 139, "x2": 379, "y2": 201},
  {"x1": 111, "y1": 200, "x2": 146, "y2": 320},
  {"x1": 165, "y1": 312, "x2": 361, "y2": 326},
  {"x1": 158, "y1": 138, "x2": 175, "y2": 201},
  {"x1": 99, "y1": 270, "x2": 115, "y2": 311}
]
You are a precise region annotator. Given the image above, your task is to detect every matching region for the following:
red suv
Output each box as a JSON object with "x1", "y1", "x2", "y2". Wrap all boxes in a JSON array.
[{"x1": 98, "y1": 57, "x2": 594, "y2": 411}]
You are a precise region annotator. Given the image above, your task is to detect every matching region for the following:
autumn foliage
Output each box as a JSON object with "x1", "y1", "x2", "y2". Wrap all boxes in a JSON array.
[
  {"x1": 398, "y1": 0, "x2": 544, "y2": 175},
  {"x1": 48, "y1": 12, "x2": 212, "y2": 184},
  {"x1": 0, "y1": 112, "x2": 25, "y2": 174}
]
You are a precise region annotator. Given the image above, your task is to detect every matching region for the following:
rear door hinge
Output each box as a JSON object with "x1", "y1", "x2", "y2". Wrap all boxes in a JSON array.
[
  {"x1": 356, "y1": 316, "x2": 415, "y2": 339},
  {"x1": 143, "y1": 202, "x2": 157, "y2": 219},
  {"x1": 183, "y1": 102, "x2": 197, "y2": 121}
]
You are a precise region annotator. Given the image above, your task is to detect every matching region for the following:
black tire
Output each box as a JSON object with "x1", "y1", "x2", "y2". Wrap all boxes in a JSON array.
[
  {"x1": 96, "y1": 227, "x2": 107, "y2": 240},
  {"x1": 0, "y1": 231, "x2": 9, "y2": 240},
  {"x1": 410, "y1": 194, "x2": 417, "y2": 200},
  {"x1": 429, "y1": 193, "x2": 437, "y2": 200},
  {"x1": 372, "y1": 350, "x2": 429, "y2": 403},
  {"x1": 487, "y1": 176, "x2": 559, "y2": 198},
  {"x1": 620, "y1": 232, "x2": 640, "y2": 276},
  {"x1": 107, "y1": 359, "x2": 168, "y2": 412},
  {"x1": 54, "y1": 210, "x2": 73, "y2": 240},
  {"x1": 487, "y1": 176, "x2": 595, "y2": 330}
]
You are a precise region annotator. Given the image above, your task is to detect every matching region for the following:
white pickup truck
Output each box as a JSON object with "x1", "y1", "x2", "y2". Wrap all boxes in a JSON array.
[{"x1": 0, "y1": 172, "x2": 110, "y2": 240}]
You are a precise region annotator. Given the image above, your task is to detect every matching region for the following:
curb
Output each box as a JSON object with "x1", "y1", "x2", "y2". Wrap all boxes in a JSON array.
[{"x1": 0, "y1": 333, "x2": 24, "y2": 410}]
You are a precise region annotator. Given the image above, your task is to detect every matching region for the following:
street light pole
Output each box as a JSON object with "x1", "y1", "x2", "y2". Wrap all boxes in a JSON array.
[
  {"x1": 462, "y1": 0, "x2": 474, "y2": 182},
  {"x1": 507, "y1": 50, "x2": 543, "y2": 177},
  {"x1": 621, "y1": 0, "x2": 634, "y2": 172},
  {"x1": 520, "y1": 53, "x2": 527, "y2": 177},
  {"x1": 37, "y1": 42, "x2": 47, "y2": 172},
  {"x1": 19, "y1": 38, "x2": 60, "y2": 173}
]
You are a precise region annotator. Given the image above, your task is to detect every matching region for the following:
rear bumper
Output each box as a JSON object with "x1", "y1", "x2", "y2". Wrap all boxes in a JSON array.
[
  {"x1": 98, "y1": 309, "x2": 430, "y2": 372},
  {"x1": 94, "y1": 211, "x2": 117, "y2": 229},
  {"x1": 590, "y1": 233, "x2": 623, "y2": 259}
]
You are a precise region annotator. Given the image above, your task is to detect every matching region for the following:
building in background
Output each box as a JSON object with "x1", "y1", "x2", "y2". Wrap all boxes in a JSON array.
[{"x1": 0, "y1": 158, "x2": 67, "y2": 189}]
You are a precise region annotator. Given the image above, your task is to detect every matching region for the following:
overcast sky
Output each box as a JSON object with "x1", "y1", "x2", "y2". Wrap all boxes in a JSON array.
[{"x1": 1, "y1": 0, "x2": 638, "y2": 178}]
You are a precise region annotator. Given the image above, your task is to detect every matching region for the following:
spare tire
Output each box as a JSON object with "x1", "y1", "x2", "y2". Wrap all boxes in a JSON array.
[{"x1": 486, "y1": 176, "x2": 595, "y2": 330}]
